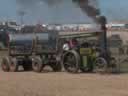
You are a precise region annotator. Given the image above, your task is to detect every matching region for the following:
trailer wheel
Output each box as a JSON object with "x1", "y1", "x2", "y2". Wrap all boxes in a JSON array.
[
  {"x1": 1, "y1": 57, "x2": 10, "y2": 72},
  {"x1": 9, "y1": 58, "x2": 18, "y2": 72},
  {"x1": 63, "y1": 50, "x2": 80, "y2": 73},
  {"x1": 94, "y1": 57, "x2": 108, "y2": 73},
  {"x1": 32, "y1": 56, "x2": 43, "y2": 72}
]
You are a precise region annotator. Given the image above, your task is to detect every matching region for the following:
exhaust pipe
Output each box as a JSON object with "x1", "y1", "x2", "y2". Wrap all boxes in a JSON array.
[{"x1": 97, "y1": 16, "x2": 109, "y2": 60}]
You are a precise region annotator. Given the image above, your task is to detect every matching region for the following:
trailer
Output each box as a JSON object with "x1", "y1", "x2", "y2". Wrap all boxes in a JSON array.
[
  {"x1": 32, "y1": 31, "x2": 62, "y2": 72},
  {"x1": 1, "y1": 30, "x2": 62, "y2": 72},
  {"x1": 1, "y1": 33, "x2": 33, "y2": 72}
]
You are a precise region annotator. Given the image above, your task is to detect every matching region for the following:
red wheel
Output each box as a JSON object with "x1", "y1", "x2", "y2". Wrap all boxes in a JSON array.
[
  {"x1": 1, "y1": 57, "x2": 10, "y2": 72},
  {"x1": 32, "y1": 56, "x2": 44, "y2": 72},
  {"x1": 9, "y1": 58, "x2": 18, "y2": 72}
]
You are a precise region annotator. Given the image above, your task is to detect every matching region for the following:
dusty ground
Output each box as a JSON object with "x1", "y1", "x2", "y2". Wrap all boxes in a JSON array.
[
  {"x1": 0, "y1": 51, "x2": 128, "y2": 96},
  {"x1": 0, "y1": 71, "x2": 128, "y2": 96}
]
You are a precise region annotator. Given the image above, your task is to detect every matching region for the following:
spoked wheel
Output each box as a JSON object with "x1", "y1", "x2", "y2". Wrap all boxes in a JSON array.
[
  {"x1": 1, "y1": 57, "x2": 10, "y2": 72},
  {"x1": 94, "y1": 57, "x2": 108, "y2": 73},
  {"x1": 63, "y1": 50, "x2": 80, "y2": 73},
  {"x1": 9, "y1": 58, "x2": 18, "y2": 72},
  {"x1": 32, "y1": 56, "x2": 43, "y2": 72}
]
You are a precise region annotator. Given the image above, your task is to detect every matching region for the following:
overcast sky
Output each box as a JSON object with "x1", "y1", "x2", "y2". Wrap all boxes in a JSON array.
[{"x1": 0, "y1": 0, "x2": 127, "y2": 24}]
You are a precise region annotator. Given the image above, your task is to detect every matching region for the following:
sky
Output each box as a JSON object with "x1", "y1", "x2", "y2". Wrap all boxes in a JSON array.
[{"x1": 0, "y1": 0, "x2": 128, "y2": 24}]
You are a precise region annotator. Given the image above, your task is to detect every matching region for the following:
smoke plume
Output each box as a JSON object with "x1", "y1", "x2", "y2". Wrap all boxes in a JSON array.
[
  {"x1": 43, "y1": 0, "x2": 101, "y2": 23},
  {"x1": 72, "y1": 0, "x2": 100, "y2": 23},
  {"x1": 16, "y1": 0, "x2": 101, "y2": 24},
  {"x1": 16, "y1": 0, "x2": 62, "y2": 8},
  {"x1": 42, "y1": 0, "x2": 63, "y2": 5}
]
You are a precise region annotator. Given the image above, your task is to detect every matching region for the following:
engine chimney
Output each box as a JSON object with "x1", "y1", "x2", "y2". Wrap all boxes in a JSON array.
[
  {"x1": 97, "y1": 15, "x2": 108, "y2": 59},
  {"x1": 99, "y1": 16, "x2": 107, "y2": 50}
]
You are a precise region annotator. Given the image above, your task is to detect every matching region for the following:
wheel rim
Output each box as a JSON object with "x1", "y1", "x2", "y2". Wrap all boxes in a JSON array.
[
  {"x1": 33, "y1": 62, "x2": 39, "y2": 70},
  {"x1": 9, "y1": 58, "x2": 18, "y2": 72},
  {"x1": 10, "y1": 62, "x2": 16, "y2": 71},
  {"x1": 2, "y1": 60, "x2": 8, "y2": 69},
  {"x1": 95, "y1": 58, "x2": 107, "y2": 72},
  {"x1": 10, "y1": 62, "x2": 15, "y2": 67},
  {"x1": 3, "y1": 64, "x2": 7, "y2": 69},
  {"x1": 64, "y1": 53, "x2": 78, "y2": 72},
  {"x1": 1, "y1": 58, "x2": 9, "y2": 71},
  {"x1": 32, "y1": 57, "x2": 42, "y2": 72}
]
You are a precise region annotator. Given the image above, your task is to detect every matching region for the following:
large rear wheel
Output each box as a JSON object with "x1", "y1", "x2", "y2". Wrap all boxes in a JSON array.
[
  {"x1": 63, "y1": 50, "x2": 80, "y2": 73},
  {"x1": 1, "y1": 57, "x2": 10, "y2": 72},
  {"x1": 32, "y1": 56, "x2": 43, "y2": 72}
]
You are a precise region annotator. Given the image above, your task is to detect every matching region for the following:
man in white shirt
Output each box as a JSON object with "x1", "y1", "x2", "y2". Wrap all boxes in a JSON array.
[{"x1": 63, "y1": 41, "x2": 70, "y2": 51}]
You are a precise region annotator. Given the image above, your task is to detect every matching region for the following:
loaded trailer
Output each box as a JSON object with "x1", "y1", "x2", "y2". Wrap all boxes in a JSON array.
[
  {"x1": 1, "y1": 33, "x2": 33, "y2": 72},
  {"x1": 1, "y1": 30, "x2": 62, "y2": 72}
]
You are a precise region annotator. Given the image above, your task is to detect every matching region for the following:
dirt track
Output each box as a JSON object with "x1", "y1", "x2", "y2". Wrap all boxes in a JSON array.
[
  {"x1": 0, "y1": 71, "x2": 128, "y2": 96},
  {"x1": 0, "y1": 51, "x2": 128, "y2": 96}
]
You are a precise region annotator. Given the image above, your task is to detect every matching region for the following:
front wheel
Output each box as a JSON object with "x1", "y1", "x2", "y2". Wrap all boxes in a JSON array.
[
  {"x1": 94, "y1": 57, "x2": 108, "y2": 73},
  {"x1": 32, "y1": 56, "x2": 43, "y2": 72},
  {"x1": 63, "y1": 50, "x2": 80, "y2": 73}
]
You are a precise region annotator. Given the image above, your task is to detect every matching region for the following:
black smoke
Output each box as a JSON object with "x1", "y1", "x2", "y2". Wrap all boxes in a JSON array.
[
  {"x1": 72, "y1": 0, "x2": 100, "y2": 23},
  {"x1": 16, "y1": 0, "x2": 101, "y2": 24},
  {"x1": 43, "y1": 0, "x2": 101, "y2": 23}
]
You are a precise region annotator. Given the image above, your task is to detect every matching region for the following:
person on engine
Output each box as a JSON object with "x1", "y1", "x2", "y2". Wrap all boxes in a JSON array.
[
  {"x1": 63, "y1": 41, "x2": 70, "y2": 51},
  {"x1": 69, "y1": 38, "x2": 78, "y2": 49}
]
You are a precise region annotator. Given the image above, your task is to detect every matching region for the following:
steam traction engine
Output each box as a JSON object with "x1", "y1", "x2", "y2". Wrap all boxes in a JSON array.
[{"x1": 62, "y1": 16, "x2": 117, "y2": 73}]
